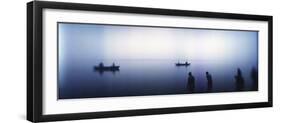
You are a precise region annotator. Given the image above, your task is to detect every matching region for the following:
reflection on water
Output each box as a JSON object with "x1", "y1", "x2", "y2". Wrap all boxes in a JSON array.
[{"x1": 58, "y1": 60, "x2": 258, "y2": 99}]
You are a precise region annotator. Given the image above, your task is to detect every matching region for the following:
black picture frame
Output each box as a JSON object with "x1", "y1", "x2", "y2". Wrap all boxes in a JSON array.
[{"x1": 27, "y1": 1, "x2": 273, "y2": 122}]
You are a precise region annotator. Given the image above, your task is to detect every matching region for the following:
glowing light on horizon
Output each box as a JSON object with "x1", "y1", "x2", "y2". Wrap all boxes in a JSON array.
[
  {"x1": 101, "y1": 27, "x2": 238, "y2": 61},
  {"x1": 59, "y1": 23, "x2": 258, "y2": 64}
]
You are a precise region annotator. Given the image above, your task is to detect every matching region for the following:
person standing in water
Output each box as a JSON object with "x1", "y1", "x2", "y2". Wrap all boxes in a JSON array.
[
  {"x1": 206, "y1": 72, "x2": 213, "y2": 92},
  {"x1": 251, "y1": 67, "x2": 258, "y2": 91},
  {"x1": 187, "y1": 72, "x2": 195, "y2": 93},
  {"x1": 235, "y1": 68, "x2": 244, "y2": 91}
]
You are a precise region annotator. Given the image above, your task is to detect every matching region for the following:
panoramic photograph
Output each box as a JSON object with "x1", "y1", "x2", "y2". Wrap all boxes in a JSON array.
[{"x1": 58, "y1": 22, "x2": 258, "y2": 99}]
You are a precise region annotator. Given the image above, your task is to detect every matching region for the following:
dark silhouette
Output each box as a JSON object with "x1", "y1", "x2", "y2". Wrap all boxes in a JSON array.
[
  {"x1": 251, "y1": 67, "x2": 258, "y2": 91},
  {"x1": 187, "y1": 72, "x2": 195, "y2": 93},
  {"x1": 94, "y1": 62, "x2": 120, "y2": 75},
  {"x1": 206, "y1": 72, "x2": 213, "y2": 92},
  {"x1": 235, "y1": 68, "x2": 244, "y2": 91},
  {"x1": 95, "y1": 62, "x2": 105, "y2": 75},
  {"x1": 175, "y1": 61, "x2": 190, "y2": 67},
  {"x1": 99, "y1": 62, "x2": 104, "y2": 67}
]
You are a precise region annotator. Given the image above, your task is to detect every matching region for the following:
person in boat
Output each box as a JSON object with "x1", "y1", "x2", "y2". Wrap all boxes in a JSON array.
[
  {"x1": 99, "y1": 62, "x2": 104, "y2": 68},
  {"x1": 185, "y1": 62, "x2": 188, "y2": 64},
  {"x1": 112, "y1": 62, "x2": 115, "y2": 67}
]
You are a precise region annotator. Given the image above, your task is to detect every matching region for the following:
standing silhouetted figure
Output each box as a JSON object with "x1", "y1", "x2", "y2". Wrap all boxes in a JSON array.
[
  {"x1": 251, "y1": 67, "x2": 258, "y2": 91},
  {"x1": 235, "y1": 68, "x2": 244, "y2": 91},
  {"x1": 99, "y1": 62, "x2": 104, "y2": 67},
  {"x1": 206, "y1": 72, "x2": 213, "y2": 92},
  {"x1": 187, "y1": 72, "x2": 195, "y2": 93}
]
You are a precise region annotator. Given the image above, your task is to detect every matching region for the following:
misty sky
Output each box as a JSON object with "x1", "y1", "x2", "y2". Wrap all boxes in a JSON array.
[{"x1": 58, "y1": 23, "x2": 258, "y2": 64}]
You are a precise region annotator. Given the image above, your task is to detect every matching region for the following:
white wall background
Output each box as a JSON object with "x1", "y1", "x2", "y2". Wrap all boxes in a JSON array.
[{"x1": 0, "y1": 0, "x2": 279, "y2": 123}]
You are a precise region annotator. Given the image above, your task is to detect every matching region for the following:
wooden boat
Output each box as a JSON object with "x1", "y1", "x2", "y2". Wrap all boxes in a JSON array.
[
  {"x1": 175, "y1": 62, "x2": 190, "y2": 66},
  {"x1": 94, "y1": 65, "x2": 120, "y2": 71}
]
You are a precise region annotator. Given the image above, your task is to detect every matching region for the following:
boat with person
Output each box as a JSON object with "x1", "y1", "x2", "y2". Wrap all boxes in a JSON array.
[
  {"x1": 94, "y1": 62, "x2": 120, "y2": 72},
  {"x1": 175, "y1": 62, "x2": 191, "y2": 66}
]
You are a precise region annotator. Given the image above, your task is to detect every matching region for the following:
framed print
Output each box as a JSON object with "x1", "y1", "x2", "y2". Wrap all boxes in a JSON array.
[{"x1": 27, "y1": 1, "x2": 273, "y2": 122}]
